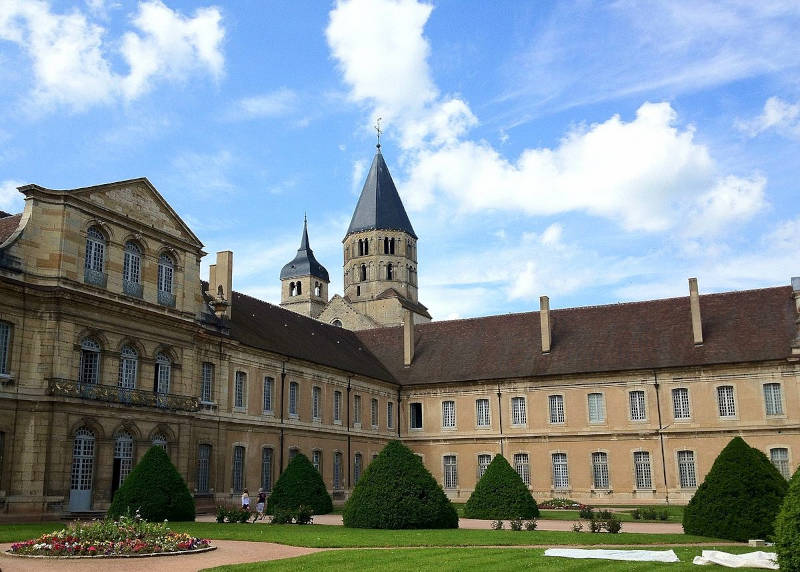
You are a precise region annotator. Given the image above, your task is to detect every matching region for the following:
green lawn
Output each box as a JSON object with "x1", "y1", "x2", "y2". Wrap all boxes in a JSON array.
[
  {"x1": 451, "y1": 503, "x2": 684, "y2": 523},
  {"x1": 206, "y1": 546, "x2": 771, "y2": 572},
  {"x1": 0, "y1": 522, "x2": 67, "y2": 543}
]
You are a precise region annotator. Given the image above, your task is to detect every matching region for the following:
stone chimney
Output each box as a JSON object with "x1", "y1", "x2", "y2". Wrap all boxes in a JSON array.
[
  {"x1": 689, "y1": 277, "x2": 703, "y2": 346},
  {"x1": 208, "y1": 251, "x2": 233, "y2": 319},
  {"x1": 540, "y1": 295, "x2": 551, "y2": 354},
  {"x1": 792, "y1": 277, "x2": 800, "y2": 359},
  {"x1": 403, "y1": 309, "x2": 414, "y2": 367}
]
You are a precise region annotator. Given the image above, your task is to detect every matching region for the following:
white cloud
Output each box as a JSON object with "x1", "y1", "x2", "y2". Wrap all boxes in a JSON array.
[
  {"x1": 685, "y1": 175, "x2": 766, "y2": 237},
  {"x1": 0, "y1": 0, "x2": 224, "y2": 111},
  {"x1": 737, "y1": 96, "x2": 800, "y2": 139},
  {"x1": 0, "y1": 180, "x2": 25, "y2": 212},
  {"x1": 350, "y1": 159, "x2": 366, "y2": 193},
  {"x1": 170, "y1": 149, "x2": 235, "y2": 196},
  {"x1": 229, "y1": 88, "x2": 297, "y2": 120}
]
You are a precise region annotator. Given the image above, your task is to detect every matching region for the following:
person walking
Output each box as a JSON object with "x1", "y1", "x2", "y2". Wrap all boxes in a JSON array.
[
  {"x1": 241, "y1": 488, "x2": 250, "y2": 510},
  {"x1": 256, "y1": 489, "x2": 267, "y2": 521}
]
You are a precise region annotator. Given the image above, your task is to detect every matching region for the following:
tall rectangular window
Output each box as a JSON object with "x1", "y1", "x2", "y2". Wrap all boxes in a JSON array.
[
  {"x1": 678, "y1": 450, "x2": 697, "y2": 488},
  {"x1": 289, "y1": 381, "x2": 298, "y2": 416},
  {"x1": 771, "y1": 448, "x2": 790, "y2": 479},
  {"x1": 0, "y1": 321, "x2": 10, "y2": 375},
  {"x1": 514, "y1": 453, "x2": 530, "y2": 485},
  {"x1": 334, "y1": 390, "x2": 342, "y2": 423},
  {"x1": 232, "y1": 446, "x2": 245, "y2": 493},
  {"x1": 234, "y1": 371, "x2": 246, "y2": 409},
  {"x1": 549, "y1": 394, "x2": 565, "y2": 424},
  {"x1": 587, "y1": 393, "x2": 605, "y2": 423},
  {"x1": 371, "y1": 398, "x2": 378, "y2": 428},
  {"x1": 476, "y1": 398, "x2": 490, "y2": 427},
  {"x1": 717, "y1": 385, "x2": 736, "y2": 417},
  {"x1": 511, "y1": 397, "x2": 527, "y2": 425},
  {"x1": 442, "y1": 400, "x2": 455, "y2": 428},
  {"x1": 410, "y1": 402, "x2": 423, "y2": 429},
  {"x1": 629, "y1": 390, "x2": 646, "y2": 420},
  {"x1": 672, "y1": 388, "x2": 690, "y2": 419},
  {"x1": 592, "y1": 452, "x2": 609, "y2": 489},
  {"x1": 197, "y1": 444, "x2": 211, "y2": 493},
  {"x1": 201, "y1": 362, "x2": 214, "y2": 403},
  {"x1": 261, "y1": 447, "x2": 273, "y2": 491},
  {"x1": 478, "y1": 453, "x2": 491, "y2": 479},
  {"x1": 263, "y1": 377, "x2": 274, "y2": 413},
  {"x1": 387, "y1": 401, "x2": 394, "y2": 429},
  {"x1": 354, "y1": 453, "x2": 363, "y2": 484},
  {"x1": 354, "y1": 394, "x2": 362, "y2": 425},
  {"x1": 312, "y1": 386, "x2": 321, "y2": 420},
  {"x1": 333, "y1": 452, "x2": 343, "y2": 490},
  {"x1": 552, "y1": 453, "x2": 569, "y2": 489},
  {"x1": 634, "y1": 451, "x2": 652, "y2": 489},
  {"x1": 443, "y1": 455, "x2": 458, "y2": 488},
  {"x1": 312, "y1": 450, "x2": 321, "y2": 472},
  {"x1": 764, "y1": 383, "x2": 784, "y2": 416}
]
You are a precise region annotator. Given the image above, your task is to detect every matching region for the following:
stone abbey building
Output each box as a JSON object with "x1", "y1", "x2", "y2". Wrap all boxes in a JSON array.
[{"x1": 0, "y1": 146, "x2": 798, "y2": 518}]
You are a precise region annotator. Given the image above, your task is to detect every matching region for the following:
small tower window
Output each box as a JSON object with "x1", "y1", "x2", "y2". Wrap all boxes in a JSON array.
[
  {"x1": 383, "y1": 237, "x2": 389, "y2": 254},
  {"x1": 314, "y1": 282, "x2": 321, "y2": 297},
  {"x1": 360, "y1": 264, "x2": 367, "y2": 282},
  {"x1": 289, "y1": 282, "x2": 296, "y2": 296},
  {"x1": 386, "y1": 263, "x2": 393, "y2": 280},
  {"x1": 296, "y1": 281, "x2": 302, "y2": 295},
  {"x1": 331, "y1": 319, "x2": 342, "y2": 327},
  {"x1": 356, "y1": 286, "x2": 361, "y2": 296},
  {"x1": 364, "y1": 239, "x2": 369, "y2": 255},
  {"x1": 390, "y1": 238, "x2": 395, "y2": 254}
]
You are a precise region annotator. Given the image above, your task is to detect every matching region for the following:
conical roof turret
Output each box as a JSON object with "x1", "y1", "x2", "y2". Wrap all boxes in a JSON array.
[
  {"x1": 345, "y1": 146, "x2": 417, "y2": 239},
  {"x1": 280, "y1": 216, "x2": 329, "y2": 281}
]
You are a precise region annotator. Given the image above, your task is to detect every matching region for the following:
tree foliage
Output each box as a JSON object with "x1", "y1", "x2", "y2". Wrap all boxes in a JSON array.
[
  {"x1": 464, "y1": 454, "x2": 539, "y2": 519},
  {"x1": 108, "y1": 446, "x2": 195, "y2": 522},
  {"x1": 266, "y1": 452, "x2": 333, "y2": 515},
  {"x1": 342, "y1": 440, "x2": 458, "y2": 529},
  {"x1": 775, "y1": 465, "x2": 800, "y2": 571},
  {"x1": 682, "y1": 436, "x2": 787, "y2": 541}
]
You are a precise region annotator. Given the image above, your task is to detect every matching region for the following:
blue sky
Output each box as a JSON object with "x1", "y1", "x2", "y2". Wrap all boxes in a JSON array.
[{"x1": 1, "y1": 1, "x2": 799, "y2": 320}]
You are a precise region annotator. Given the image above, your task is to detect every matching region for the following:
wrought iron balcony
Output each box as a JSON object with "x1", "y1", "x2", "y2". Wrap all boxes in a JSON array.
[
  {"x1": 84, "y1": 268, "x2": 107, "y2": 288},
  {"x1": 123, "y1": 279, "x2": 143, "y2": 298},
  {"x1": 158, "y1": 290, "x2": 176, "y2": 307},
  {"x1": 47, "y1": 378, "x2": 200, "y2": 412}
]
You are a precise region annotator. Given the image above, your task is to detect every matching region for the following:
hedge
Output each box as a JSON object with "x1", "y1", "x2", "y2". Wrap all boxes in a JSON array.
[
  {"x1": 266, "y1": 452, "x2": 333, "y2": 515},
  {"x1": 775, "y1": 465, "x2": 800, "y2": 571},
  {"x1": 464, "y1": 454, "x2": 539, "y2": 519}
]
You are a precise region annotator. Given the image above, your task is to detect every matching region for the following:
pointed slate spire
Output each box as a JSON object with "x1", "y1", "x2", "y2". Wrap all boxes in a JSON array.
[
  {"x1": 345, "y1": 146, "x2": 417, "y2": 239},
  {"x1": 280, "y1": 216, "x2": 329, "y2": 281}
]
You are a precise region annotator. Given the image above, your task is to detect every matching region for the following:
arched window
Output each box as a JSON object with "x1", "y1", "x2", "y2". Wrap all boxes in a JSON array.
[
  {"x1": 123, "y1": 242, "x2": 141, "y2": 284},
  {"x1": 117, "y1": 345, "x2": 137, "y2": 390},
  {"x1": 314, "y1": 282, "x2": 321, "y2": 297},
  {"x1": 358, "y1": 239, "x2": 364, "y2": 256},
  {"x1": 331, "y1": 319, "x2": 343, "y2": 327},
  {"x1": 85, "y1": 227, "x2": 105, "y2": 273},
  {"x1": 154, "y1": 352, "x2": 170, "y2": 395},
  {"x1": 69, "y1": 428, "x2": 95, "y2": 511},
  {"x1": 363, "y1": 239, "x2": 369, "y2": 255},
  {"x1": 290, "y1": 282, "x2": 296, "y2": 296},
  {"x1": 152, "y1": 433, "x2": 167, "y2": 451},
  {"x1": 157, "y1": 253, "x2": 174, "y2": 295},
  {"x1": 383, "y1": 237, "x2": 389, "y2": 253},
  {"x1": 390, "y1": 238, "x2": 395, "y2": 254},
  {"x1": 113, "y1": 432, "x2": 133, "y2": 493},
  {"x1": 360, "y1": 264, "x2": 367, "y2": 282},
  {"x1": 386, "y1": 263, "x2": 393, "y2": 280},
  {"x1": 79, "y1": 338, "x2": 101, "y2": 385},
  {"x1": 296, "y1": 281, "x2": 302, "y2": 295}
]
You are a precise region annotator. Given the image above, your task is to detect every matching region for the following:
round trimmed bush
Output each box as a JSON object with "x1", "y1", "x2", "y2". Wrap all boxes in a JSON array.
[
  {"x1": 682, "y1": 436, "x2": 787, "y2": 541},
  {"x1": 775, "y1": 466, "x2": 800, "y2": 571},
  {"x1": 108, "y1": 446, "x2": 195, "y2": 522},
  {"x1": 266, "y1": 452, "x2": 333, "y2": 515},
  {"x1": 464, "y1": 454, "x2": 538, "y2": 519},
  {"x1": 342, "y1": 440, "x2": 458, "y2": 529}
]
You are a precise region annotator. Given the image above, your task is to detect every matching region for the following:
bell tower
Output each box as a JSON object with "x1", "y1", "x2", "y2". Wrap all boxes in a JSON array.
[{"x1": 280, "y1": 216, "x2": 329, "y2": 318}]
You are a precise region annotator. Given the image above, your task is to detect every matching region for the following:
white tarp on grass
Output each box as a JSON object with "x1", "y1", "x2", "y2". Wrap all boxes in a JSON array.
[
  {"x1": 544, "y1": 548, "x2": 680, "y2": 562},
  {"x1": 692, "y1": 550, "x2": 778, "y2": 569}
]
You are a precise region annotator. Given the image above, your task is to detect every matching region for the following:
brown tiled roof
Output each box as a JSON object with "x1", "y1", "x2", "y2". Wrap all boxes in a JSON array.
[
  {"x1": 356, "y1": 286, "x2": 797, "y2": 386},
  {"x1": 0, "y1": 213, "x2": 22, "y2": 243},
  {"x1": 229, "y1": 291, "x2": 395, "y2": 382}
]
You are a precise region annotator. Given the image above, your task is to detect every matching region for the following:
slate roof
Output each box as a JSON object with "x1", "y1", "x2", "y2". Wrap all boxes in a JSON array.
[
  {"x1": 280, "y1": 218, "x2": 330, "y2": 282},
  {"x1": 356, "y1": 286, "x2": 798, "y2": 386},
  {"x1": 345, "y1": 147, "x2": 417, "y2": 239},
  {"x1": 0, "y1": 213, "x2": 22, "y2": 244}
]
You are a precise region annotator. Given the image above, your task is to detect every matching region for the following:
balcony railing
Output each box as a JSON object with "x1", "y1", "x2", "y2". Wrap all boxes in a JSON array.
[
  {"x1": 84, "y1": 268, "x2": 107, "y2": 288},
  {"x1": 123, "y1": 279, "x2": 143, "y2": 298},
  {"x1": 48, "y1": 378, "x2": 200, "y2": 412},
  {"x1": 158, "y1": 290, "x2": 176, "y2": 307}
]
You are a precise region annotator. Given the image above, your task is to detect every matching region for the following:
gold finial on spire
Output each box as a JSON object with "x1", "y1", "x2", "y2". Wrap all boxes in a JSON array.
[{"x1": 374, "y1": 117, "x2": 383, "y2": 149}]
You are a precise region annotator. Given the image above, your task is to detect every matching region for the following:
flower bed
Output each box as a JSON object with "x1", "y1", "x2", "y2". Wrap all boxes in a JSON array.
[
  {"x1": 537, "y1": 497, "x2": 588, "y2": 510},
  {"x1": 8, "y1": 513, "x2": 212, "y2": 558}
]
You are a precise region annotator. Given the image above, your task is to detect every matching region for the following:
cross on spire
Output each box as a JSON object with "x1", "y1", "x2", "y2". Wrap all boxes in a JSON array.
[{"x1": 374, "y1": 117, "x2": 382, "y2": 149}]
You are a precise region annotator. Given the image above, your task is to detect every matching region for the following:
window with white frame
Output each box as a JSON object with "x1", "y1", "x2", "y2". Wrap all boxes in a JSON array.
[
  {"x1": 117, "y1": 345, "x2": 137, "y2": 389},
  {"x1": 0, "y1": 321, "x2": 10, "y2": 375},
  {"x1": 232, "y1": 446, "x2": 245, "y2": 493},
  {"x1": 79, "y1": 338, "x2": 101, "y2": 385},
  {"x1": 634, "y1": 451, "x2": 652, "y2": 489},
  {"x1": 511, "y1": 396, "x2": 527, "y2": 425},
  {"x1": 592, "y1": 452, "x2": 609, "y2": 489},
  {"x1": 261, "y1": 447, "x2": 272, "y2": 491},
  {"x1": 410, "y1": 402, "x2": 422, "y2": 429},
  {"x1": 197, "y1": 444, "x2": 211, "y2": 493},
  {"x1": 678, "y1": 450, "x2": 697, "y2": 488},
  {"x1": 478, "y1": 454, "x2": 491, "y2": 479},
  {"x1": 154, "y1": 352, "x2": 170, "y2": 394},
  {"x1": 552, "y1": 453, "x2": 569, "y2": 489},
  {"x1": 717, "y1": 385, "x2": 736, "y2": 417},
  {"x1": 771, "y1": 448, "x2": 790, "y2": 479},
  {"x1": 157, "y1": 252, "x2": 174, "y2": 294},
  {"x1": 371, "y1": 397, "x2": 378, "y2": 428},
  {"x1": 334, "y1": 390, "x2": 342, "y2": 423},
  {"x1": 263, "y1": 376, "x2": 273, "y2": 413},
  {"x1": 201, "y1": 362, "x2": 214, "y2": 403},
  {"x1": 234, "y1": 371, "x2": 246, "y2": 409},
  {"x1": 354, "y1": 453, "x2": 362, "y2": 484},
  {"x1": 122, "y1": 241, "x2": 141, "y2": 285},
  {"x1": 289, "y1": 381, "x2": 298, "y2": 416},
  {"x1": 672, "y1": 387, "x2": 690, "y2": 419},
  {"x1": 442, "y1": 400, "x2": 455, "y2": 428},
  {"x1": 387, "y1": 401, "x2": 394, "y2": 429},
  {"x1": 312, "y1": 450, "x2": 321, "y2": 472},
  {"x1": 629, "y1": 390, "x2": 646, "y2": 421},
  {"x1": 476, "y1": 398, "x2": 490, "y2": 427},
  {"x1": 764, "y1": 383, "x2": 784, "y2": 416},
  {"x1": 312, "y1": 386, "x2": 321, "y2": 420},
  {"x1": 85, "y1": 226, "x2": 105, "y2": 273},
  {"x1": 514, "y1": 453, "x2": 531, "y2": 485},
  {"x1": 152, "y1": 433, "x2": 167, "y2": 451},
  {"x1": 549, "y1": 394, "x2": 565, "y2": 424},
  {"x1": 113, "y1": 432, "x2": 133, "y2": 489},
  {"x1": 443, "y1": 455, "x2": 458, "y2": 488},
  {"x1": 587, "y1": 392, "x2": 605, "y2": 423},
  {"x1": 333, "y1": 452, "x2": 343, "y2": 490},
  {"x1": 354, "y1": 394, "x2": 362, "y2": 425}
]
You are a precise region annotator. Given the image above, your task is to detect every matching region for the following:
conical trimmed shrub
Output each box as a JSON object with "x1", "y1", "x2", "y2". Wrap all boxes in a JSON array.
[
  {"x1": 343, "y1": 440, "x2": 458, "y2": 529},
  {"x1": 775, "y1": 466, "x2": 800, "y2": 571},
  {"x1": 266, "y1": 453, "x2": 332, "y2": 515},
  {"x1": 682, "y1": 436, "x2": 787, "y2": 541},
  {"x1": 108, "y1": 446, "x2": 195, "y2": 521},
  {"x1": 464, "y1": 454, "x2": 539, "y2": 519}
]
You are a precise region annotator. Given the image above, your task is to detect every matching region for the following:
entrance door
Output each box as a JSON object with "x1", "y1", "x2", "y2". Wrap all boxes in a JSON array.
[{"x1": 68, "y1": 428, "x2": 95, "y2": 512}]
